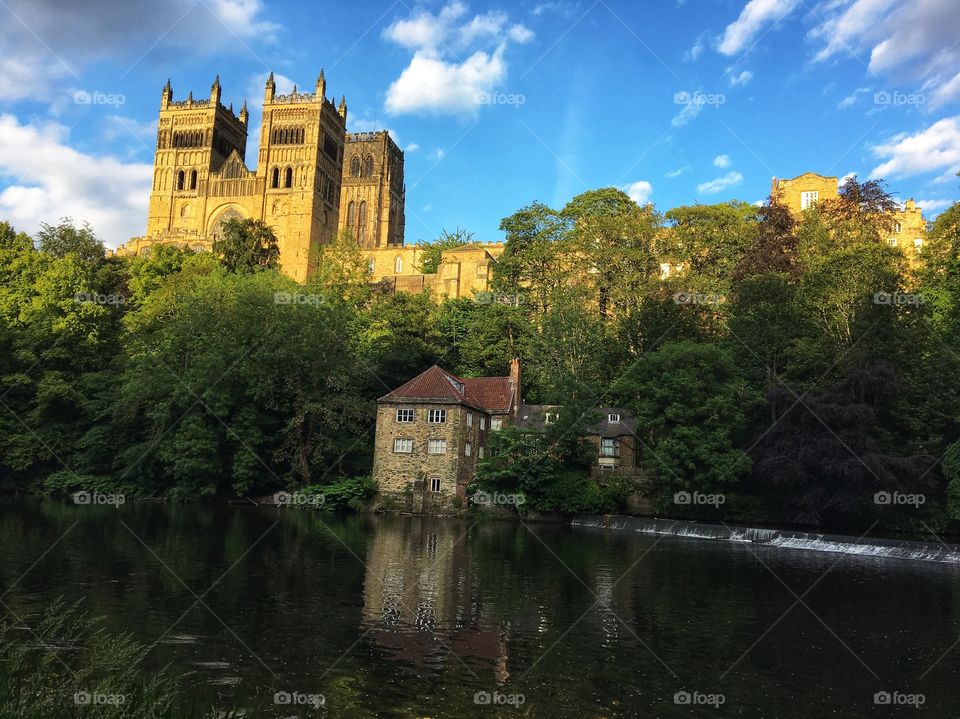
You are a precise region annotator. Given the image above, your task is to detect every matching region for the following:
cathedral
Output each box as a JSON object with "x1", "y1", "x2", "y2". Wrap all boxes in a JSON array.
[{"x1": 116, "y1": 73, "x2": 407, "y2": 282}]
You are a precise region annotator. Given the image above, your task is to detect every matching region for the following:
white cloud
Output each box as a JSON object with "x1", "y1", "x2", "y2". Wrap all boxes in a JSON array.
[
  {"x1": 0, "y1": 114, "x2": 151, "y2": 248},
  {"x1": 809, "y1": 0, "x2": 960, "y2": 107},
  {"x1": 686, "y1": 33, "x2": 707, "y2": 61},
  {"x1": 717, "y1": 0, "x2": 800, "y2": 56},
  {"x1": 383, "y1": 2, "x2": 532, "y2": 116},
  {"x1": 697, "y1": 171, "x2": 744, "y2": 194},
  {"x1": 666, "y1": 165, "x2": 691, "y2": 178},
  {"x1": 671, "y1": 100, "x2": 703, "y2": 127},
  {"x1": 868, "y1": 116, "x2": 960, "y2": 179},
  {"x1": 840, "y1": 171, "x2": 857, "y2": 184},
  {"x1": 837, "y1": 86, "x2": 871, "y2": 109},
  {"x1": 622, "y1": 180, "x2": 653, "y2": 205},
  {"x1": 431, "y1": 148, "x2": 446, "y2": 161},
  {"x1": 405, "y1": 143, "x2": 421, "y2": 153},
  {"x1": 207, "y1": 0, "x2": 279, "y2": 38},
  {"x1": 915, "y1": 198, "x2": 953, "y2": 214},
  {"x1": 729, "y1": 70, "x2": 754, "y2": 86},
  {"x1": 713, "y1": 154, "x2": 732, "y2": 168}
]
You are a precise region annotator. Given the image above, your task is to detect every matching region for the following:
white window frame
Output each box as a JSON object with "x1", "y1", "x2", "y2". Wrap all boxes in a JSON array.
[
  {"x1": 480, "y1": 417, "x2": 486, "y2": 430},
  {"x1": 800, "y1": 191, "x2": 819, "y2": 211},
  {"x1": 394, "y1": 256, "x2": 403, "y2": 273},
  {"x1": 466, "y1": 412, "x2": 473, "y2": 427},
  {"x1": 600, "y1": 438, "x2": 618, "y2": 458},
  {"x1": 894, "y1": 221, "x2": 902, "y2": 233},
  {"x1": 429, "y1": 477, "x2": 441, "y2": 492},
  {"x1": 491, "y1": 418, "x2": 502, "y2": 431},
  {"x1": 393, "y1": 438, "x2": 413, "y2": 454},
  {"x1": 608, "y1": 413, "x2": 621, "y2": 423},
  {"x1": 465, "y1": 442, "x2": 472, "y2": 457},
  {"x1": 478, "y1": 446, "x2": 485, "y2": 458},
  {"x1": 396, "y1": 408, "x2": 414, "y2": 423},
  {"x1": 428, "y1": 409, "x2": 447, "y2": 424},
  {"x1": 427, "y1": 439, "x2": 447, "y2": 455},
  {"x1": 545, "y1": 412, "x2": 558, "y2": 425}
]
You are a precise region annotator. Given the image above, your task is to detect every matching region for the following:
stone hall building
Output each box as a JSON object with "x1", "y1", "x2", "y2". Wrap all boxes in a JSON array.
[{"x1": 115, "y1": 72, "x2": 503, "y2": 297}]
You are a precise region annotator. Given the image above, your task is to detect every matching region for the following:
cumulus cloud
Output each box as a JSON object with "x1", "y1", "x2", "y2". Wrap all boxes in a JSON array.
[
  {"x1": 697, "y1": 171, "x2": 744, "y2": 194},
  {"x1": 383, "y1": 2, "x2": 533, "y2": 116},
  {"x1": 717, "y1": 0, "x2": 800, "y2": 56},
  {"x1": 868, "y1": 116, "x2": 960, "y2": 179},
  {"x1": 809, "y1": 0, "x2": 960, "y2": 108},
  {"x1": 915, "y1": 198, "x2": 953, "y2": 215},
  {"x1": 0, "y1": 0, "x2": 279, "y2": 104},
  {"x1": 622, "y1": 180, "x2": 653, "y2": 205},
  {"x1": 0, "y1": 114, "x2": 151, "y2": 248},
  {"x1": 713, "y1": 154, "x2": 732, "y2": 168}
]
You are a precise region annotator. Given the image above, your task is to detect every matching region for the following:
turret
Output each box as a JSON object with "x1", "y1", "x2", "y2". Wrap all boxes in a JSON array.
[
  {"x1": 239, "y1": 100, "x2": 248, "y2": 125},
  {"x1": 338, "y1": 95, "x2": 347, "y2": 122},
  {"x1": 161, "y1": 79, "x2": 172, "y2": 109},
  {"x1": 211, "y1": 74, "x2": 221, "y2": 104},
  {"x1": 316, "y1": 69, "x2": 326, "y2": 100},
  {"x1": 187, "y1": 90, "x2": 193, "y2": 105},
  {"x1": 265, "y1": 71, "x2": 276, "y2": 104}
]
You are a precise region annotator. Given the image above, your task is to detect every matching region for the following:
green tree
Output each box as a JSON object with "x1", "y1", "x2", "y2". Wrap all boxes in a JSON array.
[
  {"x1": 417, "y1": 227, "x2": 476, "y2": 274},
  {"x1": 35, "y1": 218, "x2": 105, "y2": 263},
  {"x1": 493, "y1": 202, "x2": 569, "y2": 312},
  {"x1": 212, "y1": 218, "x2": 280, "y2": 274}
]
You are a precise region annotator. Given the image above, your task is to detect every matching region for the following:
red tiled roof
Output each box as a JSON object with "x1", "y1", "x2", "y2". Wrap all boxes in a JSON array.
[{"x1": 379, "y1": 365, "x2": 514, "y2": 413}]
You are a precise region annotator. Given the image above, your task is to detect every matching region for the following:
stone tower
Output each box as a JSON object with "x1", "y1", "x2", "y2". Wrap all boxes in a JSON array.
[{"x1": 338, "y1": 131, "x2": 405, "y2": 248}]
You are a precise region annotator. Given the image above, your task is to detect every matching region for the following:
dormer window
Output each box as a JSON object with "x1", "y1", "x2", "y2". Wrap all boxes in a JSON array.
[
  {"x1": 545, "y1": 412, "x2": 558, "y2": 425},
  {"x1": 608, "y1": 413, "x2": 621, "y2": 423},
  {"x1": 445, "y1": 376, "x2": 464, "y2": 394}
]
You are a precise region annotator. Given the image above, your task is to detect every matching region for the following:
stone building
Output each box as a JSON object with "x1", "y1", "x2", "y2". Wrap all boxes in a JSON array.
[
  {"x1": 339, "y1": 131, "x2": 404, "y2": 248},
  {"x1": 372, "y1": 361, "x2": 521, "y2": 512},
  {"x1": 771, "y1": 172, "x2": 928, "y2": 260}
]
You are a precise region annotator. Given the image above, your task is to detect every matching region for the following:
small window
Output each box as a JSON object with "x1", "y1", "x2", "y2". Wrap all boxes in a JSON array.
[
  {"x1": 464, "y1": 442, "x2": 472, "y2": 457},
  {"x1": 478, "y1": 446, "x2": 485, "y2": 458},
  {"x1": 600, "y1": 438, "x2": 618, "y2": 458},
  {"x1": 393, "y1": 438, "x2": 413, "y2": 453},
  {"x1": 491, "y1": 418, "x2": 502, "y2": 431},
  {"x1": 608, "y1": 413, "x2": 621, "y2": 423},
  {"x1": 430, "y1": 477, "x2": 441, "y2": 492},
  {"x1": 396, "y1": 408, "x2": 414, "y2": 423},
  {"x1": 189, "y1": 170, "x2": 197, "y2": 190},
  {"x1": 176, "y1": 170, "x2": 185, "y2": 190},
  {"x1": 394, "y1": 256, "x2": 403, "y2": 273},
  {"x1": 887, "y1": 237, "x2": 898, "y2": 247},
  {"x1": 284, "y1": 167, "x2": 293, "y2": 188},
  {"x1": 427, "y1": 439, "x2": 447, "y2": 455},
  {"x1": 545, "y1": 412, "x2": 558, "y2": 425},
  {"x1": 368, "y1": 258, "x2": 375, "y2": 273},
  {"x1": 480, "y1": 417, "x2": 486, "y2": 430},
  {"x1": 894, "y1": 221, "x2": 902, "y2": 233},
  {"x1": 428, "y1": 409, "x2": 446, "y2": 424},
  {"x1": 800, "y1": 191, "x2": 819, "y2": 210},
  {"x1": 271, "y1": 167, "x2": 280, "y2": 188},
  {"x1": 466, "y1": 413, "x2": 473, "y2": 427}
]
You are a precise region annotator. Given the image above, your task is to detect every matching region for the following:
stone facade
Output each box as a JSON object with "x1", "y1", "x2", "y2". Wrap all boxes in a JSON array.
[
  {"x1": 366, "y1": 243, "x2": 505, "y2": 299},
  {"x1": 771, "y1": 172, "x2": 928, "y2": 262},
  {"x1": 339, "y1": 132, "x2": 404, "y2": 248}
]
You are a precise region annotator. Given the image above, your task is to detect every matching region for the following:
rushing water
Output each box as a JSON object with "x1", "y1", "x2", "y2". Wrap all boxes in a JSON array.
[{"x1": 2, "y1": 498, "x2": 960, "y2": 717}]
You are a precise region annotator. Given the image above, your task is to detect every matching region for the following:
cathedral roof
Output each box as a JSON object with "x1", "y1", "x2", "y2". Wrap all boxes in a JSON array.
[{"x1": 379, "y1": 365, "x2": 514, "y2": 414}]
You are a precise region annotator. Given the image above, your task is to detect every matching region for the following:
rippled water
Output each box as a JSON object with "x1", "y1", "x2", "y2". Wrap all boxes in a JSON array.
[{"x1": 2, "y1": 498, "x2": 960, "y2": 717}]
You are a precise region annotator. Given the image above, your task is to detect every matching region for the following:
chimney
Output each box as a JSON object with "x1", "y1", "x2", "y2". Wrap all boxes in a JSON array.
[{"x1": 509, "y1": 358, "x2": 521, "y2": 416}]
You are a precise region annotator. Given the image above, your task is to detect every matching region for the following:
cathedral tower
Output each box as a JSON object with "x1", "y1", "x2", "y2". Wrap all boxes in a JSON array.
[{"x1": 339, "y1": 131, "x2": 405, "y2": 248}]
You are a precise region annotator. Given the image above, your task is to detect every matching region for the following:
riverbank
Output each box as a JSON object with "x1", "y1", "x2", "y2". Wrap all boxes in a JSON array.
[{"x1": 572, "y1": 515, "x2": 960, "y2": 564}]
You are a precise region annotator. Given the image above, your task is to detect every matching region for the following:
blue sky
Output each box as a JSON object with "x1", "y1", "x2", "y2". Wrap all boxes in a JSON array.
[{"x1": 0, "y1": 0, "x2": 958, "y2": 248}]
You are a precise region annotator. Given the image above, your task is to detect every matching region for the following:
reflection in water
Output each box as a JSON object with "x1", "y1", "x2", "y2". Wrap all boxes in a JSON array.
[{"x1": 362, "y1": 517, "x2": 510, "y2": 684}]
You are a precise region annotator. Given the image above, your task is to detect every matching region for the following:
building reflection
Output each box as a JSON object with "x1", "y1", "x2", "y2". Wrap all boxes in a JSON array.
[{"x1": 362, "y1": 517, "x2": 509, "y2": 683}]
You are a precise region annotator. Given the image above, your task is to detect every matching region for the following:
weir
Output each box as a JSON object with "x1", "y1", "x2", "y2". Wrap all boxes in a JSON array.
[{"x1": 572, "y1": 515, "x2": 960, "y2": 564}]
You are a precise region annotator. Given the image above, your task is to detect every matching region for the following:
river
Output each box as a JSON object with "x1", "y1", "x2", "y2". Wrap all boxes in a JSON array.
[{"x1": 1, "y1": 499, "x2": 958, "y2": 717}]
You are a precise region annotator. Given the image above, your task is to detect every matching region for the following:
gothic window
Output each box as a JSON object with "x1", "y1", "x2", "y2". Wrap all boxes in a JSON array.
[
  {"x1": 176, "y1": 170, "x2": 185, "y2": 190},
  {"x1": 189, "y1": 170, "x2": 197, "y2": 190},
  {"x1": 210, "y1": 207, "x2": 245, "y2": 242},
  {"x1": 362, "y1": 155, "x2": 374, "y2": 177},
  {"x1": 180, "y1": 203, "x2": 191, "y2": 218},
  {"x1": 358, "y1": 201, "x2": 367, "y2": 243},
  {"x1": 394, "y1": 256, "x2": 403, "y2": 273},
  {"x1": 347, "y1": 202, "x2": 356, "y2": 233},
  {"x1": 284, "y1": 167, "x2": 293, "y2": 188},
  {"x1": 368, "y1": 258, "x2": 375, "y2": 274},
  {"x1": 271, "y1": 126, "x2": 304, "y2": 145},
  {"x1": 271, "y1": 167, "x2": 280, "y2": 188},
  {"x1": 350, "y1": 156, "x2": 361, "y2": 177}
]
